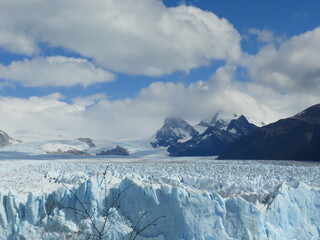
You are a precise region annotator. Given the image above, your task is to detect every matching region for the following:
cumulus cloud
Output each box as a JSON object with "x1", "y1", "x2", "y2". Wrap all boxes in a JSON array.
[
  {"x1": 0, "y1": 56, "x2": 115, "y2": 87},
  {"x1": 0, "y1": 1, "x2": 319, "y2": 141},
  {"x1": 3, "y1": 64, "x2": 319, "y2": 141},
  {"x1": 0, "y1": 0, "x2": 241, "y2": 76},
  {"x1": 0, "y1": 93, "x2": 84, "y2": 140},
  {"x1": 245, "y1": 27, "x2": 320, "y2": 93}
]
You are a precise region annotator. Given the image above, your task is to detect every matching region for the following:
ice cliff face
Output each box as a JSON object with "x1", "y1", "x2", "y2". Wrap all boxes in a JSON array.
[{"x1": 1, "y1": 176, "x2": 319, "y2": 240}]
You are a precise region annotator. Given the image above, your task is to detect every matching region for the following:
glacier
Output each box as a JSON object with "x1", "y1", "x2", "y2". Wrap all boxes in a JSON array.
[{"x1": 0, "y1": 158, "x2": 319, "y2": 239}]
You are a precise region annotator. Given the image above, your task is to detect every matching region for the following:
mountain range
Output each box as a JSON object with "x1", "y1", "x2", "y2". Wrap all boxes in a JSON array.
[
  {"x1": 152, "y1": 114, "x2": 258, "y2": 156},
  {"x1": 1, "y1": 103, "x2": 319, "y2": 161},
  {"x1": 152, "y1": 103, "x2": 320, "y2": 161}
]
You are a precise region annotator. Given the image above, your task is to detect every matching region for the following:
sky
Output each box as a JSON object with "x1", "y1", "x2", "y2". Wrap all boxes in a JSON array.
[{"x1": 0, "y1": 0, "x2": 319, "y2": 141}]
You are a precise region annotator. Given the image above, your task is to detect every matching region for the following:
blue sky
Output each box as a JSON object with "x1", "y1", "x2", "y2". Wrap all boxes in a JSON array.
[{"x1": 0, "y1": 0, "x2": 319, "y2": 140}]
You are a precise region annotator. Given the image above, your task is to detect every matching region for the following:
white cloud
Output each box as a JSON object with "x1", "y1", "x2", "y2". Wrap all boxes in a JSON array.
[
  {"x1": 0, "y1": 2, "x2": 319, "y2": 141},
  {"x1": 3, "y1": 65, "x2": 319, "y2": 141},
  {"x1": 72, "y1": 93, "x2": 109, "y2": 110},
  {"x1": 0, "y1": 0, "x2": 241, "y2": 76},
  {"x1": 0, "y1": 56, "x2": 115, "y2": 87},
  {"x1": 0, "y1": 28, "x2": 38, "y2": 55},
  {"x1": 245, "y1": 27, "x2": 320, "y2": 93},
  {"x1": 0, "y1": 93, "x2": 84, "y2": 140},
  {"x1": 248, "y1": 28, "x2": 284, "y2": 44}
]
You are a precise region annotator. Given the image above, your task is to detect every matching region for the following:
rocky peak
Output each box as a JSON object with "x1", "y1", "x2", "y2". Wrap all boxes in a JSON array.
[
  {"x1": 152, "y1": 117, "x2": 198, "y2": 148},
  {"x1": 163, "y1": 117, "x2": 190, "y2": 129},
  {"x1": 227, "y1": 115, "x2": 258, "y2": 136}
]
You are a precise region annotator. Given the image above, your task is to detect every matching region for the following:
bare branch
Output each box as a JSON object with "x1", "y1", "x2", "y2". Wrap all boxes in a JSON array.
[
  {"x1": 58, "y1": 169, "x2": 164, "y2": 240},
  {"x1": 130, "y1": 212, "x2": 166, "y2": 240}
]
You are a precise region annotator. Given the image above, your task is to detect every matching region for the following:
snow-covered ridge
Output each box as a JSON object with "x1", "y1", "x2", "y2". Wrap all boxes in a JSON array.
[
  {"x1": 0, "y1": 159, "x2": 320, "y2": 239},
  {"x1": 194, "y1": 113, "x2": 263, "y2": 135},
  {"x1": 0, "y1": 137, "x2": 165, "y2": 158}
]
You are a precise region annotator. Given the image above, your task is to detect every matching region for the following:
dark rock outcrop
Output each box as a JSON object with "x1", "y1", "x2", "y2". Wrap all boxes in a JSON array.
[
  {"x1": 46, "y1": 148, "x2": 91, "y2": 156},
  {"x1": 97, "y1": 145, "x2": 129, "y2": 156},
  {"x1": 77, "y1": 138, "x2": 96, "y2": 148}
]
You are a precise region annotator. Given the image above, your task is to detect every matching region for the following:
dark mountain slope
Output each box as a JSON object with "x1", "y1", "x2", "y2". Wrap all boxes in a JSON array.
[
  {"x1": 168, "y1": 115, "x2": 258, "y2": 156},
  {"x1": 219, "y1": 104, "x2": 320, "y2": 161}
]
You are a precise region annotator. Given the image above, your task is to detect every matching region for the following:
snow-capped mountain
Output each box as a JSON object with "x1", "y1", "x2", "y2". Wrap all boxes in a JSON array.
[
  {"x1": 226, "y1": 115, "x2": 258, "y2": 136},
  {"x1": 0, "y1": 137, "x2": 164, "y2": 159},
  {"x1": 194, "y1": 113, "x2": 259, "y2": 135},
  {"x1": 151, "y1": 117, "x2": 199, "y2": 147},
  {"x1": 193, "y1": 113, "x2": 219, "y2": 134},
  {"x1": 168, "y1": 115, "x2": 258, "y2": 156},
  {"x1": 219, "y1": 103, "x2": 320, "y2": 161},
  {"x1": 0, "y1": 130, "x2": 20, "y2": 147},
  {"x1": 1, "y1": 112, "x2": 259, "y2": 158}
]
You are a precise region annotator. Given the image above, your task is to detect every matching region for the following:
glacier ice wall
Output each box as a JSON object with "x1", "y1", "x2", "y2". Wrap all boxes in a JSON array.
[{"x1": 0, "y1": 176, "x2": 319, "y2": 240}]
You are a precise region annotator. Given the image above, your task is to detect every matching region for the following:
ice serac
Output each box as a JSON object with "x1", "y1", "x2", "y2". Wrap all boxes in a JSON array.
[
  {"x1": 151, "y1": 117, "x2": 199, "y2": 148},
  {"x1": 168, "y1": 115, "x2": 258, "y2": 156},
  {"x1": 0, "y1": 176, "x2": 319, "y2": 239},
  {"x1": 219, "y1": 103, "x2": 320, "y2": 160}
]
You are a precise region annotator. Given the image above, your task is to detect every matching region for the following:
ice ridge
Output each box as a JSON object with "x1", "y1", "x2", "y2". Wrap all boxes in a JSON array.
[{"x1": 0, "y1": 176, "x2": 319, "y2": 239}]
